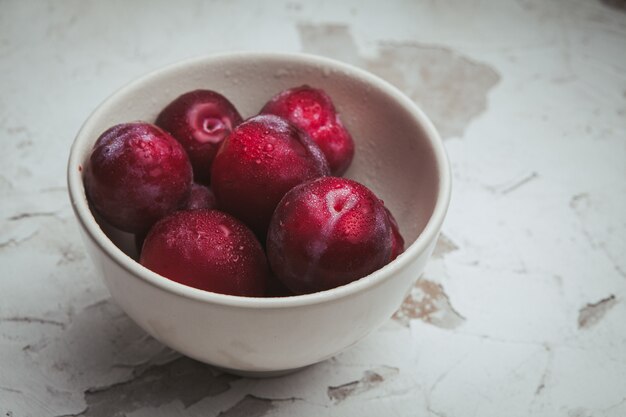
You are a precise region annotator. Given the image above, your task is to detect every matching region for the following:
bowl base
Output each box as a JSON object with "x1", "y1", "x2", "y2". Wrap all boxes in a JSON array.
[{"x1": 215, "y1": 364, "x2": 311, "y2": 378}]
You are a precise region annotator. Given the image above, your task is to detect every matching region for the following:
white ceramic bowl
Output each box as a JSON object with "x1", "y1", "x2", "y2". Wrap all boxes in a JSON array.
[{"x1": 67, "y1": 52, "x2": 451, "y2": 376}]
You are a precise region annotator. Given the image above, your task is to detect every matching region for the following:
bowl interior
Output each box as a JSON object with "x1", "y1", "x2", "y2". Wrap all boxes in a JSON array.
[{"x1": 71, "y1": 53, "x2": 443, "y2": 290}]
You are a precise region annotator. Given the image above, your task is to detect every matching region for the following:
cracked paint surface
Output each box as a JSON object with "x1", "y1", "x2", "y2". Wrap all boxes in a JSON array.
[
  {"x1": 298, "y1": 23, "x2": 500, "y2": 140},
  {"x1": 217, "y1": 395, "x2": 278, "y2": 417},
  {"x1": 393, "y1": 278, "x2": 466, "y2": 329},
  {"x1": 327, "y1": 366, "x2": 399, "y2": 403},
  {"x1": 578, "y1": 295, "x2": 618, "y2": 329},
  {"x1": 1, "y1": 0, "x2": 626, "y2": 416},
  {"x1": 61, "y1": 358, "x2": 239, "y2": 417}
]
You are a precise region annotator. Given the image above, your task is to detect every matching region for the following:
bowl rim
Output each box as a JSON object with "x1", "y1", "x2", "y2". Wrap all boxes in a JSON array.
[{"x1": 67, "y1": 51, "x2": 451, "y2": 309}]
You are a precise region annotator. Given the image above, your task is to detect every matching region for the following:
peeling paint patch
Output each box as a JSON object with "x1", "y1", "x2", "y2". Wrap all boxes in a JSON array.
[
  {"x1": 61, "y1": 357, "x2": 238, "y2": 417},
  {"x1": 367, "y1": 42, "x2": 500, "y2": 139},
  {"x1": 327, "y1": 366, "x2": 398, "y2": 403},
  {"x1": 298, "y1": 23, "x2": 500, "y2": 139},
  {"x1": 432, "y1": 233, "x2": 459, "y2": 259},
  {"x1": 393, "y1": 279, "x2": 465, "y2": 328},
  {"x1": 578, "y1": 295, "x2": 618, "y2": 329}
]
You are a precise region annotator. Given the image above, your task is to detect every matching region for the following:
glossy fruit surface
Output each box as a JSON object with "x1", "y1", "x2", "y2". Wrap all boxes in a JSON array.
[
  {"x1": 261, "y1": 85, "x2": 354, "y2": 176},
  {"x1": 84, "y1": 122, "x2": 192, "y2": 233},
  {"x1": 156, "y1": 90, "x2": 242, "y2": 183},
  {"x1": 267, "y1": 177, "x2": 393, "y2": 294},
  {"x1": 211, "y1": 114, "x2": 329, "y2": 238},
  {"x1": 185, "y1": 183, "x2": 217, "y2": 210},
  {"x1": 141, "y1": 210, "x2": 268, "y2": 296}
]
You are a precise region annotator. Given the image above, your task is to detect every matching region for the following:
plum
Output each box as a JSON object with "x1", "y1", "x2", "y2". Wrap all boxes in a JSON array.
[
  {"x1": 185, "y1": 182, "x2": 217, "y2": 210},
  {"x1": 84, "y1": 122, "x2": 192, "y2": 234},
  {"x1": 140, "y1": 210, "x2": 268, "y2": 296},
  {"x1": 211, "y1": 114, "x2": 329, "y2": 238},
  {"x1": 267, "y1": 177, "x2": 393, "y2": 294},
  {"x1": 156, "y1": 90, "x2": 242, "y2": 183},
  {"x1": 261, "y1": 85, "x2": 354, "y2": 176},
  {"x1": 134, "y1": 182, "x2": 216, "y2": 256}
]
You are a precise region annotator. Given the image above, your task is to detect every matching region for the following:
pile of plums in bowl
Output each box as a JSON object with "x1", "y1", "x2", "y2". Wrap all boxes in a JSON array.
[
  {"x1": 68, "y1": 53, "x2": 450, "y2": 375},
  {"x1": 84, "y1": 84, "x2": 405, "y2": 297}
]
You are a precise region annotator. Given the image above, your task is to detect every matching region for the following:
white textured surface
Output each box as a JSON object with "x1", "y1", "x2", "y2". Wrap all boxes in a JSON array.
[{"x1": 1, "y1": 0, "x2": 625, "y2": 416}]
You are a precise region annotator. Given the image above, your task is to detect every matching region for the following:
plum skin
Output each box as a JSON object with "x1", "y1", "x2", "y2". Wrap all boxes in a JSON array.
[
  {"x1": 211, "y1": 114, "x2": 330, "y2": 239},
  {"x1": 261, "y1": 85, "x2": 355, "y2": 176},
  {"x1": 156, "y1": 90, "x2": 243, "y2": 184},
  {"x1": 84, "y1": 122, "x2": 192, "y2": 234},
  {"x1": 140, "y1": 209, "x2": 268, "y2": 297},
  {"x1": 134, "y1": 182, "x2": 216, "y2": 256},
  {"x1": 266, "y1": 177, "x2": 393, "y2": 295},
  {"x1": 185, "y1": 183, "x2": 216, "y2": 210}
]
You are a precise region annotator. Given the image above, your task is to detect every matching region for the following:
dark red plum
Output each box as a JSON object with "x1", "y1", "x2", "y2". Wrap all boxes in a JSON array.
[
  {"x1": 140, "y1": 210, "x2": 268, "y2": 296},
  {"x1": 134, "y1": 182, "x2": 216, "y2": 256},
  {"x1": 185, "y1": 183, "x2": 217, "y2": 210},
  {"x1": 211, "y1": 114, "x2": 329, "y2": 238},
  {"x1": 267, "y1": 177, "x2": 393, "y2": 294},
  {"x1": 84, "y1": 122, "x2": 192, "y2": 234},
  {"x1": 156, "y1": 90, "x2": 242, "y2": 183},
  {"x1": 261, "y1": 85, "x2": 354, "y2": 176}
]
